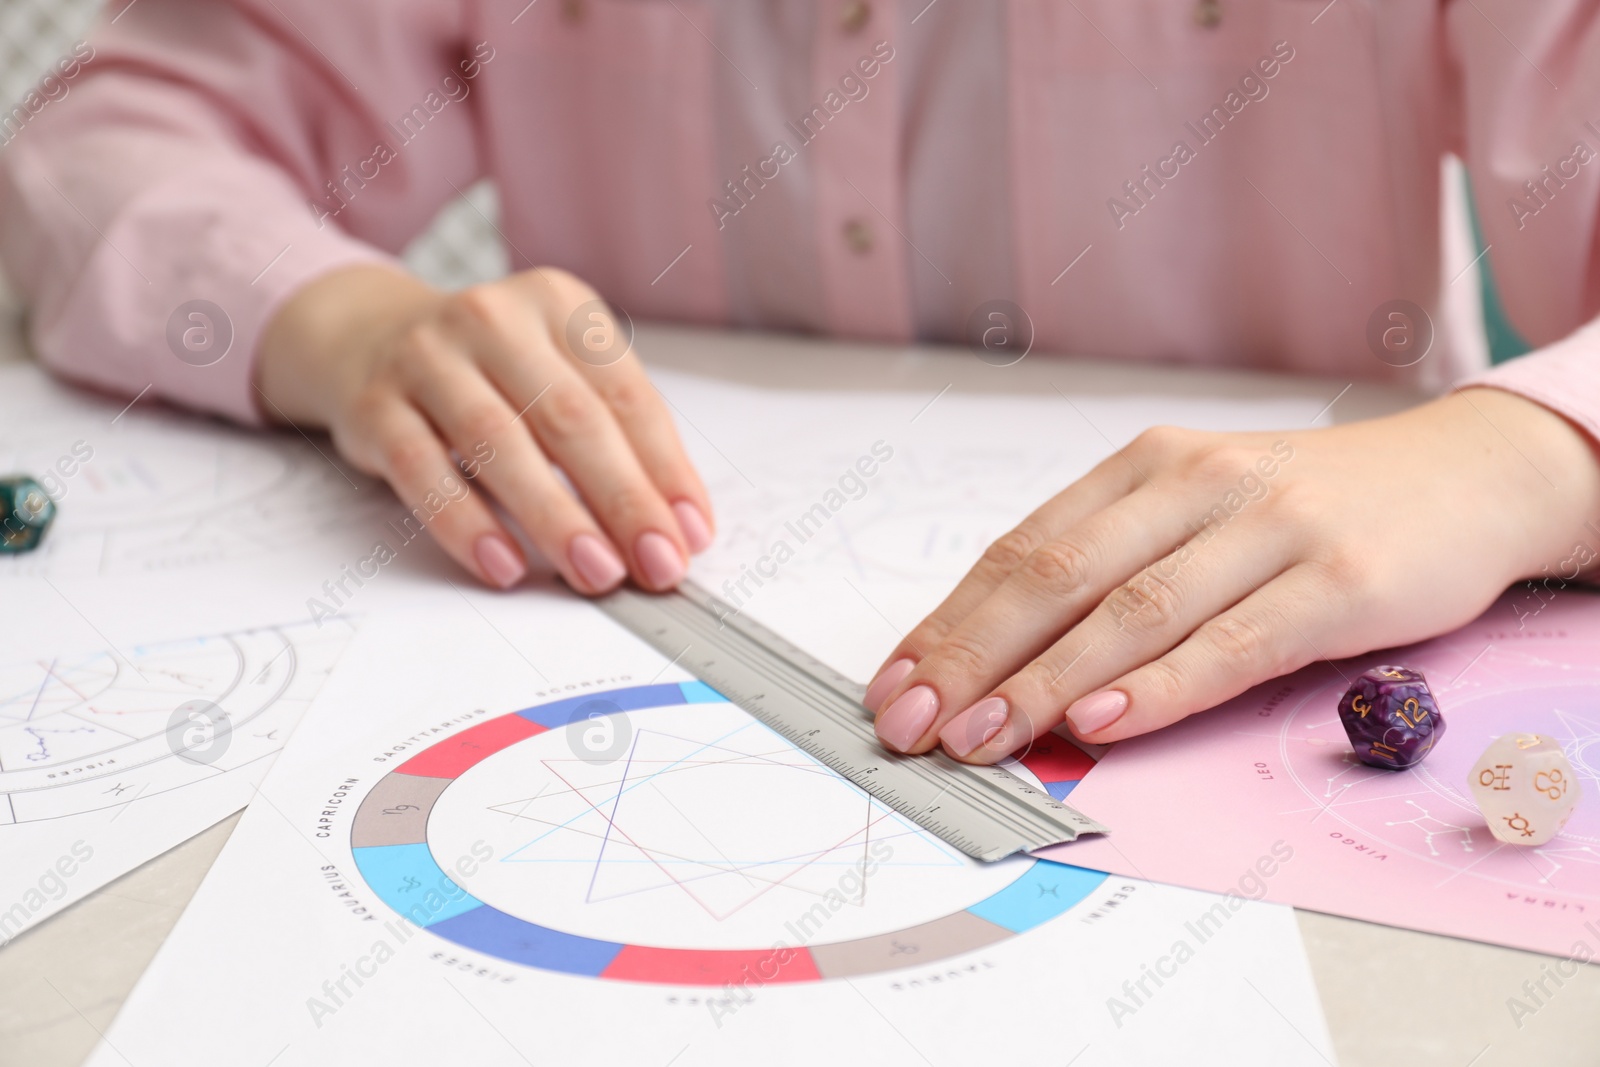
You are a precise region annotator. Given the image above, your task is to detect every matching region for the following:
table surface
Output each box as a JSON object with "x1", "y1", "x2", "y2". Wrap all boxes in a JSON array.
[{"x1": 0, "y1": 309, "x2": 1596, "y2": 1067}]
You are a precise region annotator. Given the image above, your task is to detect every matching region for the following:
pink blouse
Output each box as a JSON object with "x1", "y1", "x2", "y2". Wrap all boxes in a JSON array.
[{"x1": 1, "y1": 0, "x2": 1596, "y2": 439}]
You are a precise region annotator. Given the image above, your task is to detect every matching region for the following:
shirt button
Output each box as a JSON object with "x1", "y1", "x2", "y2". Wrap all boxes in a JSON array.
[
  {"x1": 840, "y1": 1, "x2": 871, "y2": 33},
  {"x1": 1193, "y1": 0, "x2": 1221, "y2": 28},
  {"x1": 842, "y1": 219, "x2": 873, "y2": 254}
]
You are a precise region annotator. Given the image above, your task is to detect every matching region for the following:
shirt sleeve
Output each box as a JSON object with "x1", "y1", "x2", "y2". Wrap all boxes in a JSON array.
[
  {"x1": 0, "y1": 0, "x2": 481, "y2": 425},
  {"x1": 1448, "y1": 0, "x2": 1600, "y2": 442}
]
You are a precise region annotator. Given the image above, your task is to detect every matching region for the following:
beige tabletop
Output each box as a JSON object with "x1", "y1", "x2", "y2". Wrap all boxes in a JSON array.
[{"x1": 0, "y1": 314, "x2": 1596, "y2": 1067}]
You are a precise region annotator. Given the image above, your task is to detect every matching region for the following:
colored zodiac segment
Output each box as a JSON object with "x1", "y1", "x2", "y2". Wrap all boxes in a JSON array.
[{"x1": 349, "y1": 682, "x2": 1104, "y2": 985}]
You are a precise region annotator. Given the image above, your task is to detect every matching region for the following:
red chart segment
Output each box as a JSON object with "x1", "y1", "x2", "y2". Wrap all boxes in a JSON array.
[
  {"x1": 394, "y1": 714, "x2": 547, "y2": 778},
  {"x1": 602, "y1": 944, "x2": 823, "y2": 985},
  {"x1": 1018, "y1": 733, "x2": 1098, "y2": 799}
]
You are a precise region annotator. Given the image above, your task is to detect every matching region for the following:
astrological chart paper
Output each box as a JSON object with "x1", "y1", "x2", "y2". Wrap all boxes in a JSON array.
[
  {"x1": 87, "y1": 599, "x2": 1335, "y2": 1066},
  {"x1": 0, "y1": 618, "x2": 357, "y2": 944},
  {"x1": 1041, "y1": 589, "x2": 1600, "y2": 960}
]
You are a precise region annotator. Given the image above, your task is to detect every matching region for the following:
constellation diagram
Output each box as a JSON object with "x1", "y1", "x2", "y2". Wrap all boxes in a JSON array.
[{"x1": 1383, "y1": 799, "x2": 1475, "y2": 858}]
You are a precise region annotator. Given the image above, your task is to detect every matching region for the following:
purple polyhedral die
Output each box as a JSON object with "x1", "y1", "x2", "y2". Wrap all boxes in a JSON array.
[{"x1": 1337, "y1": 665, "x2": 1445, "y2": 770}]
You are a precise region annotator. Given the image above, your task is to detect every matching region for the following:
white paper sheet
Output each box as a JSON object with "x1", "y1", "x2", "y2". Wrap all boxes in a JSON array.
[
  {"x1": 0, "y1": 618, "x2": 357, "y2": 944},
  {"x1": 87, "y1": 600, "x2": 1335, "y2": 1066}
]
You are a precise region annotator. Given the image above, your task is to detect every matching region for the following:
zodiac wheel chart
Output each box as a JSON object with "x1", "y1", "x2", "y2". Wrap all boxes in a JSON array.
[{"x1": 349, "y1": 681, "x2": 1106, "y2": 986}]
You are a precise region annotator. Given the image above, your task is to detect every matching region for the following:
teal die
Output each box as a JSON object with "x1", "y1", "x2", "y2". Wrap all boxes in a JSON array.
[{"x1": 1, "y1": 477, "x2": 56, "y2": 553}]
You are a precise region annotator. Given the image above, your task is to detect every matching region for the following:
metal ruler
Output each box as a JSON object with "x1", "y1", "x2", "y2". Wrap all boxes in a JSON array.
[{"x1": 597, "y1": 580, "x2": 1108, "y2": 863}]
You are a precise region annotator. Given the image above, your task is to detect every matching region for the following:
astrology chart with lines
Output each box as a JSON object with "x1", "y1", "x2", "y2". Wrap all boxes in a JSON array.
[
  {"x1": 0, "y1": 617, "x2": 357, "y2": 945},
  {"x1": 1050, "y1": 591, "x2": 1600, "y2": 957},
  {"x1": 349, "y1": 680, "x2": 1102, "y2": 985},
  {"x1": 0, "y1": 619, "x2": 355, "y2": 823}
]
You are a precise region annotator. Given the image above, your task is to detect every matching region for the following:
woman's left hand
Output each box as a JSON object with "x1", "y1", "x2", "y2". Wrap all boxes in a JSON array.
[{"x1": 864, "y1": 388, "x2": 1600, "y2": 762}]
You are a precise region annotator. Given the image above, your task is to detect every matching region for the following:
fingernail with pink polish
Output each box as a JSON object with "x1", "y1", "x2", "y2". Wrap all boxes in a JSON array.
[
  {"x1": 635, "y1": 530, "x2": 686, "y2": 589},
  {"x1": 876, "y1": 685, "x2": 939, "y2": 753},
  {"x1": 474, "y1": 534, "x2": 527, "y2": 590},
  {"x1": 673, "y1": 501, "x2": 713, "y2": 554},
  {"x1": 940, "y1": 696, "x2": 1010, "y2": 758},
  {"x1": 864, "y1": 658, "x2": 915, "y2": 711},
  {"x1": 1066, "y1": 690, "x2": 1129, "y2": 736},
  {"x1": 569, "y1": 533, "x2": 626, "y2": 592}
]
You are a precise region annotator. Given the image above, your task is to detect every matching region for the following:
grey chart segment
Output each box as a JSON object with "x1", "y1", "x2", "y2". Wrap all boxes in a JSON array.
[
  {"x1": 350, "y1": 773, "x2": 451, "y2": 848},
  {"x1": 809, "y1": 910, "x2": 1014, "y2": 979}
]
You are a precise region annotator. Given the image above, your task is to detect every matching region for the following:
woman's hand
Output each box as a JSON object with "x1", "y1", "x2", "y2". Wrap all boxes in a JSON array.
[
  {"x1": 255, "y1": 264, "x2": 713, "y2": 593},
  {"x1": 865, "y1": 388, "x2": 1600, "y2": 761}
]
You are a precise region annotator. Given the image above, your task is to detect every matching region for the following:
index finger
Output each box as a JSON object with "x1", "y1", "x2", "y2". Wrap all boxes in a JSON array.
[{"x1": 862, "y1": 452, "x2": 1141, "y2": 711}]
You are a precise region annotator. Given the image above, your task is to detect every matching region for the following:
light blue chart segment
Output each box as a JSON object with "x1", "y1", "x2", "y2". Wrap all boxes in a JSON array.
[
  {"x1": 352, "y1": 842, "x2": 486, "y2": 927},
  {"x1": 678, "y1": 679, "x2": 725, "y2": 704},
  {"x1": 966, "y1": 860, "x2": 1108, "y2": 933}
]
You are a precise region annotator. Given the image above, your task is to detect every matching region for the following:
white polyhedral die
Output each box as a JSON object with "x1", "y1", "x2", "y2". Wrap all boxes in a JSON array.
[{"x1": 1467, "y1": 733, "x2": 1581, "y2": 846}]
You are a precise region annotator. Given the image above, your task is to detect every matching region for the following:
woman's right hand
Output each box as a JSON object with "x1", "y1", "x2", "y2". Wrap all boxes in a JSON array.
[{"x1": 255, "y1": 264, "x2": 714, "y2": 593}]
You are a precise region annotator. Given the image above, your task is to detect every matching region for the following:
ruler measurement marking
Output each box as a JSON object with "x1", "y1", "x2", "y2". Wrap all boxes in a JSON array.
[{"x1": 599, "y1": 582, "x2": 1107, "y2": 861}]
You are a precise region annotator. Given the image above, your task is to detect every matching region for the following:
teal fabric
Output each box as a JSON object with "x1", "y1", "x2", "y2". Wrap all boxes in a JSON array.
[{"x1": 1462, "y1": 172, "x2": 1533, "y2": 365}]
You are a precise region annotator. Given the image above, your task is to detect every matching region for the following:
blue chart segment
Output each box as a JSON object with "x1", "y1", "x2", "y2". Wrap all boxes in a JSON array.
[{"x1": 348, "y1": 682, "x2": 1106, "y2": 985}]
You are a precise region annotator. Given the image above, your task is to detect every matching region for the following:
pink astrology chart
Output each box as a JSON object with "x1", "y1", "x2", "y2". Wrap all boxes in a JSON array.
[{"x1": 1040, "y1": 590, "x2": 1600, "y2": 959}]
